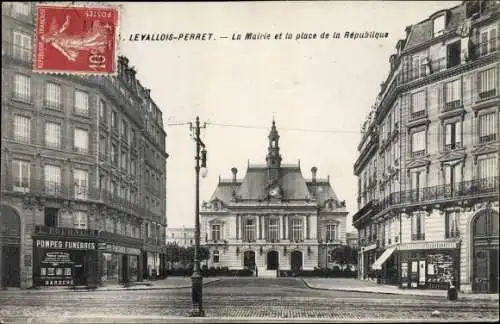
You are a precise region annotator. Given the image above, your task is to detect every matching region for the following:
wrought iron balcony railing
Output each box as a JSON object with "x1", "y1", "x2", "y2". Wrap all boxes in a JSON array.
[
  {"x1": 1, "y1": 179, "x2": 145, "y2": 215},
  {"x1": 411, "y1": 233, "x2": 425, "y2": 241},
  {"x1": 353, "y1": 177, "x2": 499, "y2": 224}
]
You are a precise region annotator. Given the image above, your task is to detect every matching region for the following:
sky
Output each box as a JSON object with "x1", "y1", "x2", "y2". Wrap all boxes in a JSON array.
[{"x1": 117, "y1": 1, "x2": 461, "y2": 232}]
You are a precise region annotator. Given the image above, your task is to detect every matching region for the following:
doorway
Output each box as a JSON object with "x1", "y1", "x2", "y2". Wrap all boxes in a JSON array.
[
  {"x1": 244, "y1": 251, "x2": 256, "y2": 270},
  {"x1": 290, "y1": 250, "x2": 302, "y2": 272},
  {"x1": 266, "y1": 250, "x2": 279, "y2": 270},
  {"x1": 1, "y1": 205, "x2": 21, "y2": 287},
  {"x1": 472, "y1": 208, "x2": 499, "y2": 293}
]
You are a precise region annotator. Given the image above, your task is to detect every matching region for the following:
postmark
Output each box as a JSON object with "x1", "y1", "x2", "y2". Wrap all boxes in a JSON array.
[{"x1": 34, "y1": 4, "x2": 119, "y2": 75}]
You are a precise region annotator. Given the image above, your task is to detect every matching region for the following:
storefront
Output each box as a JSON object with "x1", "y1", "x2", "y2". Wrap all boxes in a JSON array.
[
  {"x1": 99, "y1": 243, "x2": 141, "y2": 283},
  {"x1": 32, "y1": 238, "x2": 97, "y2": 287},
  {"x1": 399, "y1": 243, "x2": 460, "y2": 290}
]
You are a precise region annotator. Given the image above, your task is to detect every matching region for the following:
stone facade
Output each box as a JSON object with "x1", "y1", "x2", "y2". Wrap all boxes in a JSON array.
[
  {"x1": 353, "y1": 1, "x2": 499, "y2": 293},
  {"x1": 1, "y1": 2, "x2": 168, "y2": 288},
  {"x1": 200, "y1": 121, "x2": 348, "y2": 275}
]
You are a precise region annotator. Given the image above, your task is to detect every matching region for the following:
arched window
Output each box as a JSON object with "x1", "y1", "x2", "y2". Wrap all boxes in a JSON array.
[{"x1": 213, "y1": 250, "x2": 220, "y2": 263}]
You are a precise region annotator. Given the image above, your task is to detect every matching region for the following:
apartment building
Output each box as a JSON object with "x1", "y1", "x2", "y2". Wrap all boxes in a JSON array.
[
  {"x1": 0, "y1": 2, "x2": 168, "y2": 288},
  {"x1": 352, "y1": 1, "x2": 498, "y2": 294},
  {"x1": 166, "y1": 226, "x2": 195, "y2": 247}
]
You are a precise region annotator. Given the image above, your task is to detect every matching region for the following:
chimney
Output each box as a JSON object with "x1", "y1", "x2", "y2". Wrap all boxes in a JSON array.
[
  {"x1": 405, "y1": 25, "x2": 412, "y2": 38},
  {"x1": 231, "y1": 167, "x2": 238, "y2": 182},
  {"x1": 311, "y1": 166, "x2": 317, "y2": 183}
]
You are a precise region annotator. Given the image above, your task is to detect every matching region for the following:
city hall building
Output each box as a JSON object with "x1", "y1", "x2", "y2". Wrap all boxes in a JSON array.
[
  {"x1": 352, "y1": 1, "x2": 498, "y2": 293},
  {"x1": 1, "y1": 2, "x2": 168, "y2": 288},
  {"x1": 200, "y1": 121, "x2": 349, "y2": 276}
]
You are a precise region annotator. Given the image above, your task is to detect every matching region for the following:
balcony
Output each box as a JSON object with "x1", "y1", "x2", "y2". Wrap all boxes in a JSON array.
[
  {"x1": 443, "y1": 100, "x2": 462, "y2": 112},
  {"x1": 411, "y1": 150, "x2": 426, "y2": 158},
  {"x1": 444, "y1": 142, "x2": 463, "y2": 152},
  {"x1": 478, "y1": 89, "x2": 497, "y2": 101},
  {"x1": 446, "y1": 231, "x2": 460, "y2": 239},
  {"x1": 33, "y1": 225, "x2": 144, "y2": 246},
  {"x1": 479, "y1": 134, "x2": 497, "y2": 144},
  {"x1": 1, "y1": 178, "x2": 145, "y2": 216},
  {"x1": 410, "y1": 110, "x2": 426, "y2": 121},
  {"x1": 353, "y1": 177, "x2": 499, "y2": 226},
  {"x1": 411, "y1": 233, "x2": 425, "y2": 241}
]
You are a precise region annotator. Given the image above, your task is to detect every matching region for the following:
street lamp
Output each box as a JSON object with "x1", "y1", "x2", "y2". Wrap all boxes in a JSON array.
[{"x1": 189, "y1": 116, "x2": 207, "y2": 317}]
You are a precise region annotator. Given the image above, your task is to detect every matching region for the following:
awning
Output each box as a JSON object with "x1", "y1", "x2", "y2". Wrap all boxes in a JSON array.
[{"x1": 371, "y1": 247, "x2": 396, "y2": 270}]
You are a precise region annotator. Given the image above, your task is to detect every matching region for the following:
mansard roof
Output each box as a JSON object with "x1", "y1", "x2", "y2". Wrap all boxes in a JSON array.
[{"x1": 209, "y1": 165, "x2": 340, "y2": 206}]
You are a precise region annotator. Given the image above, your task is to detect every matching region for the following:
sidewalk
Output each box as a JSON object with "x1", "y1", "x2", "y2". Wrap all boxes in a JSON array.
[
  {"x1": 302, "y1": 278, "x2": 499, "y2": 301},
  {"x1": 4, "y1": 277, "x2": 220, "y2": 293}
]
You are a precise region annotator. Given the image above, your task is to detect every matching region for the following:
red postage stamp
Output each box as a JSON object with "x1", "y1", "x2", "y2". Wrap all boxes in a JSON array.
[{"x1": 34, "y1": 4, "x2": 119, "y2": 75}]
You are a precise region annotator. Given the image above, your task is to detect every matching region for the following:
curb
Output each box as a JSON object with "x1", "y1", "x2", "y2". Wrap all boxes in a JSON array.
[
  {"x1": 11, "y1": 279, "x2": 221, "y2": 293},
  {"x1": 301, "y1": 279, "x2": 499, "y2": 302}
]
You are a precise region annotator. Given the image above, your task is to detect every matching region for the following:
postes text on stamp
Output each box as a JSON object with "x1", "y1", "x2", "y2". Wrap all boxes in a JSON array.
[{"x1": 34, "y1": 4, "x2": 118, "y2": 75}]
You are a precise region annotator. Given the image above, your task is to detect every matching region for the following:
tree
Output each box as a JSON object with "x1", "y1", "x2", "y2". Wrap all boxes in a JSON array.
[{"x1": 331, "y1": 245, "x2": 358, "y2": 266}]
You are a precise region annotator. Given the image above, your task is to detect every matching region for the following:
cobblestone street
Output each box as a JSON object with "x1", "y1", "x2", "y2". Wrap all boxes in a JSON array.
[{"x1": 0, "y1": 278, "x2": 498, "y2": 323}]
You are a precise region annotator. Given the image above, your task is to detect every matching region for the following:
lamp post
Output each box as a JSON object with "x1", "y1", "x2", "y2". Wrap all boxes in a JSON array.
[{"x1": 189, "y1": 116, "x2": 207, "y2": 317}]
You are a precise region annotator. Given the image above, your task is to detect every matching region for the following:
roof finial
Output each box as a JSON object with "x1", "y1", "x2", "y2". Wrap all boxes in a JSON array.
[{"x1": 272, "y1": 112, "x2": 276, "y2": 125}]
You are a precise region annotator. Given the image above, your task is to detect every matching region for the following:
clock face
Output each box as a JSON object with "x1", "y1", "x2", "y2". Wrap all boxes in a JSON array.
[{"x1": 269, "y1": 186, "x2": 280, "y2": 197}]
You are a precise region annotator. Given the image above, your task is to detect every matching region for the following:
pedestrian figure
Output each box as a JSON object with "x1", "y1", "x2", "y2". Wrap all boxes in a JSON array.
[{"x1": 255, "y1": 266, "x2": 258, "y2": 277}]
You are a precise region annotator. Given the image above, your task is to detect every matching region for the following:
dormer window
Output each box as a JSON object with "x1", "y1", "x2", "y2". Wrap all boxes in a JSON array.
[{"x1": 433, "y1": 14, "x2": 446, "y2": 38}]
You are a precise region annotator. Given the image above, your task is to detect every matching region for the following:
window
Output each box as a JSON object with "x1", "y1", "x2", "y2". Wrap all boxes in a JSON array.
[
  {"x1": 411, "y1": 55, "x2": 427, "y2": 79},
  {"x1": 45, "y1": 122, "x2": 61, "y2": 149},
  {"x1": 326, "y1": 224, "x2": 337, "y2": 242},
  {"x1": 111, "y1": 144, "x2": 118, "y2": 166},
  {"x1": 14, "y1": 73, "x2": 30, "y2": 100},
  {"x1": 212, "y1": 224, "x2": 222, "y2": 241},
  {"x1": 121, "y1": 150, "x2": 127, "y2": 170},
  {"x1": 411, "y1": 130, "x2": 426, "y2": 157},
  {"x1": 73, "y1": 211, "x2": 88, "y2": 229},
  {"x1": 13, "y1": 2, "x2": 31, "y2": 16},
  {"x1": 74, "y1": 128, "x2": 89, "y2": 153},
  {"x1": 479, "y1": 113, "x2": 497, "y2": 143},
  {"x1": 13, "y1": 31, "x2": 31, "y2": 62},
  {"x1": 411, "y1": 91, "x2": 426, "y2": 119},
  {"x1": 444, "y1": 162, "x2": 462, "y2": 197},
  {"x1": 446, "y1": 41, "x2": 461, "y2": 69},
  {"x1": 45, "y1": 82, "x2": 62, "y2": 108},
  {"x1": 130, "y1": 158, "x2": 136, "y2": 176},
  {"x1": 99, "y1": 136, "x2": 107, "y2": 159},
  {"x1": 111, "y1": 111, "x2": 117, "y2": 129},
  {"x1": 44, "y1": 165, "x2": 61, "y2": 194},
  {"x1": 99, "y1": 99, "x2": 106, "y2": 122},
  {"x1": 478, "y1": 68, "x2": 497, "y2": 100},
  {"x1": 105, "y1": 217, "x2": 114, "y2": 233},
  {"x1": 13, "y1": 115, "x2": 30, "y2": 143},
  {"x1": 73, "y1": 169, "x2": 88, "y2": 200},
  {"x1": 444, "y1": 122, "x2": 462, "y2": 151},
  {"x1": 444, "y1": 80, "x2": 461, "y2": 110},
  {"x1": 74, "y1": 90, "x2": 89, "y2": 115},
  {"x1": 479, "y1": 26, "x2": 497, "y2": 56},
  {"x1": 266, "y1": 219, "x2": 279, "y2": 241},
  {"x1": 121, "y1": 119, "x2": 128, "y2": 139},
  {"x1": 291, "y1": 218, "x2": 303, "y2": 242},
  {"x1": 410, "y1": 170, "x2": 426, "y2": 202},
  {"x1": 411, "y1": 212, "x2": 425, "y2": 240},
  {"x1": 110, "y1": 181, "x2": 116, "y2": 196},
  {"x1": 433, "y1": 15, "x2": 445, "y2": 37},
  {"x1": 12, "y1": 160, "x2": 30, "y2": 192},
  {"x1": 243, "y1": 219, "x2": 256, "y2": 242},
  {"x1": 478, "y1": 154, "x2": 497, "y2": 191},
  {"x1": 445, "y1": 211, "x2": 460, "y2": 238},
  {"x1": 212, "y1": 250, "x2": 220, "y2": 264}
]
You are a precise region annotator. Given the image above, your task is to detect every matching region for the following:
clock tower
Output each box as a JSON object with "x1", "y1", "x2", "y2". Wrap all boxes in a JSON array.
[{"x1": 266, "y1": 119, "x2": 282, "y2": 183}]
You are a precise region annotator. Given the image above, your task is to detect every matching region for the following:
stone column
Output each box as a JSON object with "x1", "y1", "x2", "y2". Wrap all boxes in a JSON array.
[
  {"x1": 303, "y1": 215, "x2": 307, "y2": 241},
  {"x1": 236, "y1": 214, "x2": 240, "y2": 240},
  {"x1": 258, "y1": 215, "x2": 262, "y2": 240},
  {"x1": 306, "y1": 215, "x2": 310, "y2": 240},
  {"x1": 281, "y1": 215, "x2": 285, "y2": 240}
]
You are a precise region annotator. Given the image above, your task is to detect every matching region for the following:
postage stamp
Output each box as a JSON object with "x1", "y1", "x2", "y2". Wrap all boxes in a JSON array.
[{"x1": 34, "y1": 4, "x2": 119, "y2": 75}]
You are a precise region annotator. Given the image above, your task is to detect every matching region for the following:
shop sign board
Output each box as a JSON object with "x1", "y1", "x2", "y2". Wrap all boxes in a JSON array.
[{"x1": 33, "y1": 238, "x2": 96, "y2": 287}]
